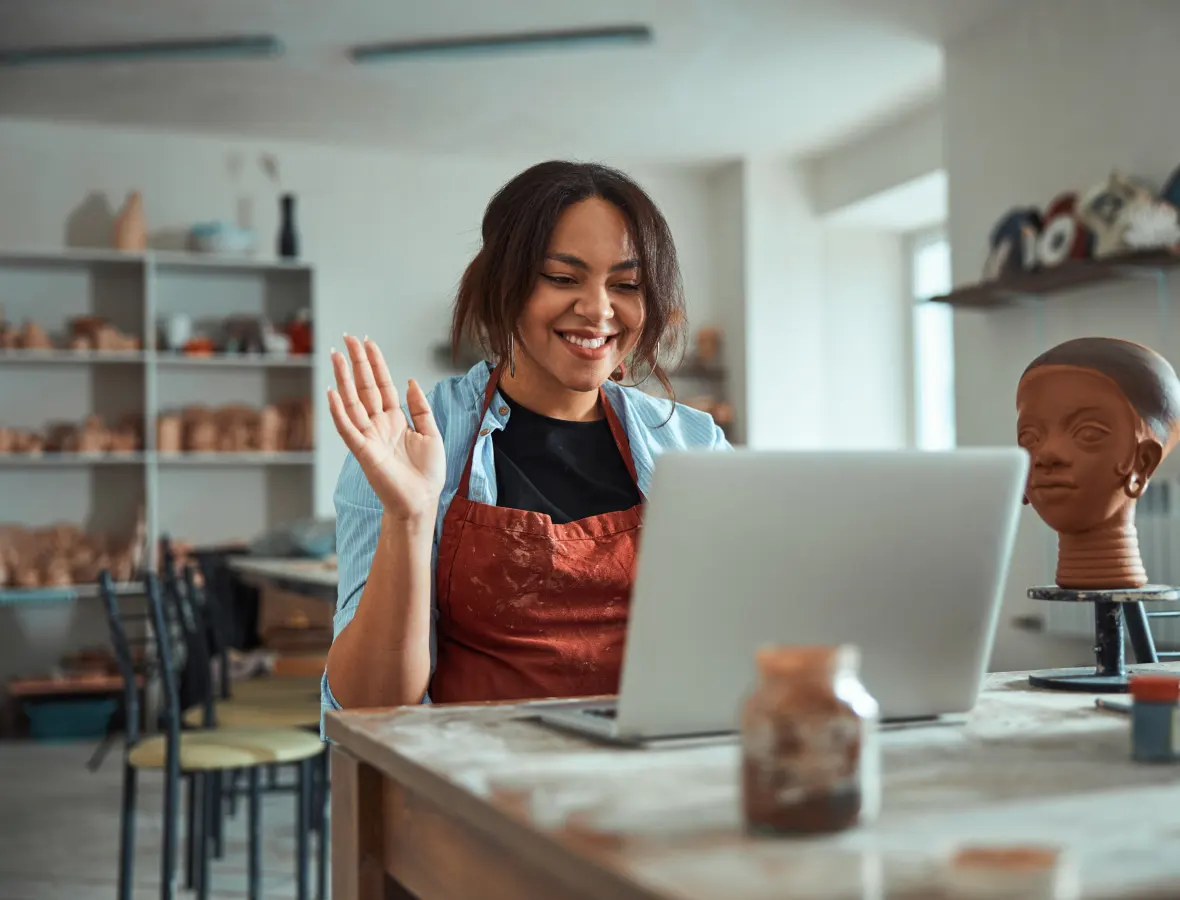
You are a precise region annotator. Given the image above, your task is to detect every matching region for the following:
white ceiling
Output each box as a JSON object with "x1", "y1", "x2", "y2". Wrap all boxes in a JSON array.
[{"x1": 0, "y1": 0, "x2": 1009, "y2": 162}]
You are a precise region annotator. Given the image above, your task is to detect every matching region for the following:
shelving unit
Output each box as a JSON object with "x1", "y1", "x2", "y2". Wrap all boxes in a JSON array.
[
  {"x1": 933, "y1": 247, "x2": 1180, "y2": 649},
  {"x1": 0, "y1": 247, "x2": 317, "y2": 603}
]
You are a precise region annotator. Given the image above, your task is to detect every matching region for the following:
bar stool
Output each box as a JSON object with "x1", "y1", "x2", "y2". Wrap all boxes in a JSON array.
[
  {"x1": 160, "y1": 560, "x2": 328, "y2": 899},
  {"x1": 99, "y1": 571, "x2": 325, "y2": 900}
]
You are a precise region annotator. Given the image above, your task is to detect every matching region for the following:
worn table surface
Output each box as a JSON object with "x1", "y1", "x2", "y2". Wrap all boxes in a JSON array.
[
  {"x1": 228, "y1": 555, "x2": 338, "y2": 598},
  {"x1": 326, "y1": 666, "x2": 1180, "y2": 900}
]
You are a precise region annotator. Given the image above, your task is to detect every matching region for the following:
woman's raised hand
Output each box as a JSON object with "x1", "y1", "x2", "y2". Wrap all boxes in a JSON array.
[{"x1": 328, "y1": 335, "x2": 446, "y2": 527}]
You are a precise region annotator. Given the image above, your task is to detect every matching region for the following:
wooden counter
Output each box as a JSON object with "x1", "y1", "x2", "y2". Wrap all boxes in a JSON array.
[
  {"x1": 228, "y1": 555, "x2": 338, "y2": 601},
  {"x1": 325, "y1": 667, "x2": 1180, "y2": 900}
]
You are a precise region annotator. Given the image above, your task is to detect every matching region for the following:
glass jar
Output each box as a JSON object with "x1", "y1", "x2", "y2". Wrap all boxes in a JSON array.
[{"x1": 740, "y1": 644, "x2": 880, "y2": 835}]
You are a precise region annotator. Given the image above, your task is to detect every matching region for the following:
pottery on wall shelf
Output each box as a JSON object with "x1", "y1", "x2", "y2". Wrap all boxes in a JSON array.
[
  {"x1": 278, "y1": 193, "x2": 299, "y2": 260},
  {"x1": 113, "y1": 191, "x2": 147, "y2": 252}
]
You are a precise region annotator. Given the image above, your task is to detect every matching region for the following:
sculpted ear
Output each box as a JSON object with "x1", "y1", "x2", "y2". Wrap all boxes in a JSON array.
[
  {"x1": 1123, "y1": 439, "x2": 1164, "y2": 500},
  {"x1": 1135, "y1": 438, "x2": 1164, "y2": 485}
]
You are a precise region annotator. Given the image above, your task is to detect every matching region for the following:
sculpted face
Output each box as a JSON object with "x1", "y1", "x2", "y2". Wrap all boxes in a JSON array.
[{"x1": 1016, "y1": 364, "x2": 1161, "y2": 534}]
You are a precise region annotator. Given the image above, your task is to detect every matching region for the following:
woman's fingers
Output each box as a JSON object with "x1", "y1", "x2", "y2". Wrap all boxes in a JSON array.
[
  {"x1": 344, "y1": 334, "x2": 383, "y2": 419},
  {"x1": 331, "y1": 346, "x2": 373, "y2": 435},
  {"x1": 405, "y1": 379, "x2": 440, "y2": 438},
  {"x1": 327, "y1": 388, "x2": 367, "y2": 454},
  {"x1": 364, "y1": 339, "x2": 402, "y2": 414}
]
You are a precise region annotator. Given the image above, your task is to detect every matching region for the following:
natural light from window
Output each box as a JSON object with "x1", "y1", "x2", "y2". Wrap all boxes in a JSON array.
[{"x1": 912, "y1": 234, "x2": 956, "y2": 450}]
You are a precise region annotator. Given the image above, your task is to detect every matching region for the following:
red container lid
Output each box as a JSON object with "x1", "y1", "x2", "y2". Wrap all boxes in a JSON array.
[{"x1": 1129, "y1": 674, "x2": 1180, "y2": 704}]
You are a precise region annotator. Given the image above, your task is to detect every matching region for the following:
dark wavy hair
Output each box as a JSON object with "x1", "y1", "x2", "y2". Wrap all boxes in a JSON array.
[{"x1": 449, "y1": 160, "x2": 686, "y2": 397}]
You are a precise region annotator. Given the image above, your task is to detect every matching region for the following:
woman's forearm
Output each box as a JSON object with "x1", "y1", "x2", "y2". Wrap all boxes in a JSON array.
[{"x1": 326, "y1": 513, "x2": 435, "y2": 708}]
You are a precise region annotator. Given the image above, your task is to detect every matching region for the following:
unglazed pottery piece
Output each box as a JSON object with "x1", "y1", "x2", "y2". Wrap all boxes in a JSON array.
[
  {"x1": 1016, "y1": 337, "x2": 1180, "y2": 589},
  {"x1": 113, "y1": 190, "x2": 147, "y2": 252}
]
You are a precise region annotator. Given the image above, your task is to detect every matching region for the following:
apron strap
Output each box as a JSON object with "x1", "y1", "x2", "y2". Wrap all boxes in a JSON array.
[
  {"x1": 455, "y1": 365, "x2": 643, "y2": 500},
  {"x1": 601, "y1": 390, "x2": 642, "y2": 491}
]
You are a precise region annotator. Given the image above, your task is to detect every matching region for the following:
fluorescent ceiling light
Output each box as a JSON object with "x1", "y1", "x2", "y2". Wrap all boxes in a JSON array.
[
  {"x1": 350, "y1": 25, "x2": 653, "y2": 63},
  {"x1": 0, "y1": 35, "x2": 283, "y2": 67}
]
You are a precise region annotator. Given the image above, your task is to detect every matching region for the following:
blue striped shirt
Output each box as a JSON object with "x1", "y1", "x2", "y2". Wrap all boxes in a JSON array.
[{"x1": 321, "y1": 361, "x2": 730, "y2": 733}]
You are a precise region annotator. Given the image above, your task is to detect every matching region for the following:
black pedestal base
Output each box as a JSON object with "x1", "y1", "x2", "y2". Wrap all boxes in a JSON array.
[
  {"x1": 1027, "y1": 666, "x2": 1151, "y2": 693},
  {"x1": 1026, "y1": 584, "x2": 1179, "y2": 693}
]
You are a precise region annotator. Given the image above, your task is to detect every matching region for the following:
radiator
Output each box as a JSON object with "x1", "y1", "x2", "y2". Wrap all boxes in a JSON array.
[{"x1": 1042, "y1": 478, "x2": 1180, "y2": 649}]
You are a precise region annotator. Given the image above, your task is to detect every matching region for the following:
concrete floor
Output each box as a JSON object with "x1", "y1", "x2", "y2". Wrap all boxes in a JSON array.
[{"x1": 0, "y1": 739, "x2": 327, "y2": 899}]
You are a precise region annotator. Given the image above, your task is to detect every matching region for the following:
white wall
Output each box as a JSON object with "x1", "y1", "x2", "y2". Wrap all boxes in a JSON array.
[
  {"x1": 822, "y1": 229, "x2": 908, "y2": 449},
  {"x1": 743, "y1": 159, "x2": 828, "y2": 449},
  {"x1": 706, "y1": 163, "x2": 749, "y2": 445},
  {"x1": 741, "y1": 158, "x2": 911, "y2": 451},
  {"x1": 808, "y1": 100, "x2": 944, "y2": 218},
  {"x1": 944, "y1": 0, "x2": 1180, "y2": 670}
]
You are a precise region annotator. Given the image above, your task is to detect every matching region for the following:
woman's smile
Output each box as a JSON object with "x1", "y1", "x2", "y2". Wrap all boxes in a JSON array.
[{"x1": 557, "y1": 329, "x2": 619, "y2": 360}]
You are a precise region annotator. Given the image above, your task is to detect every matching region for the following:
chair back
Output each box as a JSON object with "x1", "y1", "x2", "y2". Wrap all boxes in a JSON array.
[
  {"x1": 192, "y1": 549, "x2": 242, "y2": 699},
  {"x1": 160, "y1": 539, "x2": 221, "y2": 727},
  {"x1": 98, "y1": 571, "x2": 183, "y2": 751},
  {"x1": 97, "y1": 571, "x2": 142, "y2": 746}
]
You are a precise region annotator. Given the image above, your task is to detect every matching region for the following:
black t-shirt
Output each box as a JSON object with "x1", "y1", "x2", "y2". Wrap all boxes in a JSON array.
[{"x1": 492, "y1": 390, "x2": 641, "y2": 524}]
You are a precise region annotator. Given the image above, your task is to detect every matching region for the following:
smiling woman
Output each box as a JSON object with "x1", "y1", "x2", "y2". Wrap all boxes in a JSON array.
[{"x1": 321, "y1": 160, "x2": 730, "y2": 725}]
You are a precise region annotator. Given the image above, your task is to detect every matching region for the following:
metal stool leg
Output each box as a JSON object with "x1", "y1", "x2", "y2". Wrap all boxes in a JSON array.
[
  {"x1": 316, "y1": 751, "x2": 329, "y2": 900},
  {"x1": 248, "y1": 767, "x2": 262, "y2": 900},
  {"x1": 296, "y1": 759, "x2": 311, "y2": 900},
  {"x1": 118, "y1": 764, "x2": 138, "y2": 900},
  {"x1": 184, "y1": 773, "x2": 197, "y2": 889},
  {"x1": 195, "y1": 774, "x2": 211, "y2": 900},
  {"x1": 1125, "y1": 601, "x2": 1159, "y2": 663}
]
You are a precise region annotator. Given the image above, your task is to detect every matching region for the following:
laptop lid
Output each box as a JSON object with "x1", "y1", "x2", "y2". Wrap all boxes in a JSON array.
[{"x1": 613, "y1": 448, "x2": 1028, "y2": 738}]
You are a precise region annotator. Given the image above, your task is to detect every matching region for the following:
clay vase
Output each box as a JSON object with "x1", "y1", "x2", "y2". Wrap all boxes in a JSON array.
[
  {"x1": 1016, "y1": 337, "x2": 1180, "y2": 589},
  {"x1": 113, "y1": 191, "x2": 147, "y2": 252}
]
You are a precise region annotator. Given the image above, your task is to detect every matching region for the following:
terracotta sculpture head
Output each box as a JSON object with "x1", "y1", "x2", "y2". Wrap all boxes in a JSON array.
[{"x1": 1015, "y1": 337, "x2": 1180, "y2": 588}]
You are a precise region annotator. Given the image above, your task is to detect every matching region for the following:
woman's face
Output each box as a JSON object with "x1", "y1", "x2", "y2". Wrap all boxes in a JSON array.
[
  {"x1": 513, "y1": 197, "x2": 645, "y2": 394},
  {"x1": 1016, "y1": 365, "x2": 1150, "y2": 533}
]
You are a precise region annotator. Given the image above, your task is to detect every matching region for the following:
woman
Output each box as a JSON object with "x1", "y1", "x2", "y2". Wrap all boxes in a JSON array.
[{"x1": 322, "y1": 161, "x2": 729, "y2": 720}]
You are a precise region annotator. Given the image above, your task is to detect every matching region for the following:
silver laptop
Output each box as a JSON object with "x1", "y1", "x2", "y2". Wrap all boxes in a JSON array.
[{"x1": 536, "y1": 448, "x2": 1028, "y2": 744}]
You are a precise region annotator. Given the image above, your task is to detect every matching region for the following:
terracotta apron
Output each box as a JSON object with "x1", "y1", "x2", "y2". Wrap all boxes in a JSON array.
[{"x1": 431, "y1": 368, "x2": 644, "y2": 704}]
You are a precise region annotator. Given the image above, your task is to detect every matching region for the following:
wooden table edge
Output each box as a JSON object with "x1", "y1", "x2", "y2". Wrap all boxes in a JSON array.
[{"x1": 325, "y1": 703, "x2": 666, "y2": 900}]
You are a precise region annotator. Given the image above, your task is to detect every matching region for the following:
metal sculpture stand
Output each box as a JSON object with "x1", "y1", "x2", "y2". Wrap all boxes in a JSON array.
[{"x1": 1026, "y1": 584, "x2": 1180, "y2": 692}]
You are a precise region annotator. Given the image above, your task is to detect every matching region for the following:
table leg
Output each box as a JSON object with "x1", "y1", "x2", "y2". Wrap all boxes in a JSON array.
[{"x1": 331, "y1": 746, "x2": 391, "y2": 900}]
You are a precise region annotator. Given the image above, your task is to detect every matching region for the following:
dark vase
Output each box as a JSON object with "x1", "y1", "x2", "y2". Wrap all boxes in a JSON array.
[{"x1": 278, "y1": 193, "x2": 299, "y2": 260}]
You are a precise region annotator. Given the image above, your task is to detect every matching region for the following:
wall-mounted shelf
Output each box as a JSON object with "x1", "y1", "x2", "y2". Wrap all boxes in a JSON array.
[
  {"x1": 0, "y1": 581, "x2": 140, "y2": 607},
  {"x1": 0, "y1": 350, "x2": 313, "y2": 369},
  {"x1": 931, "y1": 249, "x2": 1180, "y2": 307},
  {"x1": 156, "y1": 452, "x2": 314, "y2": 467},
  {"x1": 0, "y1": 452, "x2": 148, "y2": 467},
  {"x1": 0, "y1": 246, "x2": 318, "y2": 600}
]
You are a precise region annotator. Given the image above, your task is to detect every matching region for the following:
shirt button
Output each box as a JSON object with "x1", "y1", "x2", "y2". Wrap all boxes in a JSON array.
[
  {"x1": 498, "y1": 406, "x2": 509, "y2": 415},
  {"x1": 479, "y1": 428, "x2": 490, "y2": 436}
]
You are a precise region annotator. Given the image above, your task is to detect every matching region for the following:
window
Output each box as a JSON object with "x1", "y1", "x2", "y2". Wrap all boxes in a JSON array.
[{"x1": 910, "y1": 231, "x2": 956, "y2": 450}]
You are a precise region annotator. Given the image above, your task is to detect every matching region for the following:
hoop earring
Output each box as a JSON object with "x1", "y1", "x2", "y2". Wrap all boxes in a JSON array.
[
  {"x1": 507, "y1": 333, "x2": 516, "y2": 379},
  {"x1": 625, "y1": 341, "x2": 660, "y2": 388},
  {"x1": 1125, "y1": 473, "x2": 1145, "y2": 499}
]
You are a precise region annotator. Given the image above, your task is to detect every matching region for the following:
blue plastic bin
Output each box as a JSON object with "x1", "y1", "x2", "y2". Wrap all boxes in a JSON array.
[{"x1": 24, "y1": 698, "x2": 118, "y2": 742}]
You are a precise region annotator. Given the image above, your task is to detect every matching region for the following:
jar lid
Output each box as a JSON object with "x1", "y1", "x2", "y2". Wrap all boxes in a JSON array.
[
  {"x1": 942, "y1": 845, "x2": 1077, "y2": 899},
  {"x1": 1129, "y1": 674, "x2": 1180, "y2": 704},
  {"x1": 755, "y1": 644, "x2": 859, "y2": 676}
]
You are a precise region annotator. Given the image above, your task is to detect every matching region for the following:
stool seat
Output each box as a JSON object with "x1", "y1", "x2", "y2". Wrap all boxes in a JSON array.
[
  {"x1": 184, "y1": 700, "x2": 321, "y2": 730},
  {"x1": 229, "y1": 674, "x2": 323, "y2": 702},
  {"x1": 128, "y1": 726, "x2": 324, "y2": 770}
]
